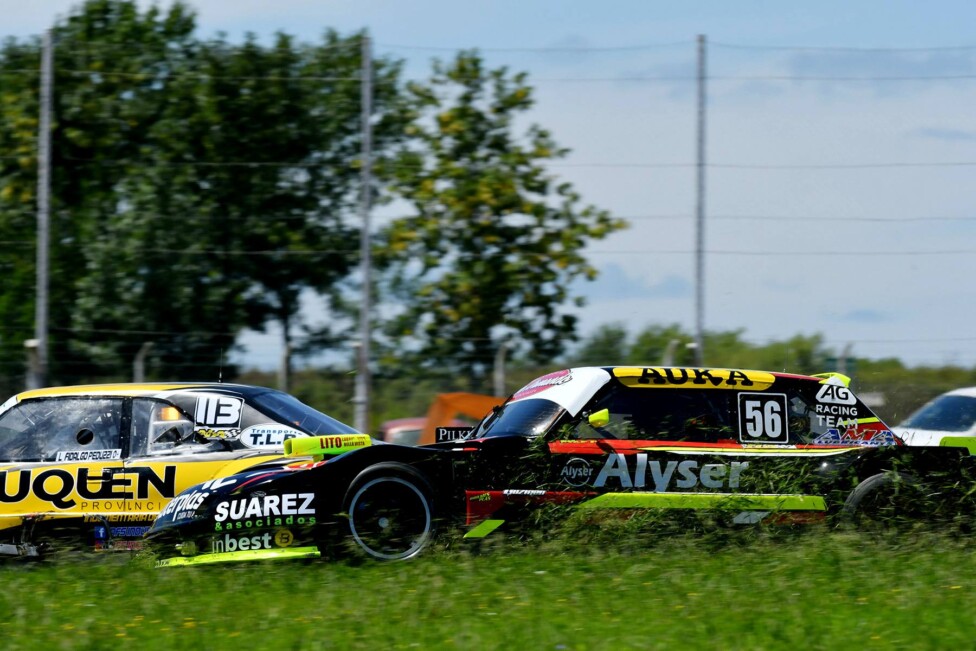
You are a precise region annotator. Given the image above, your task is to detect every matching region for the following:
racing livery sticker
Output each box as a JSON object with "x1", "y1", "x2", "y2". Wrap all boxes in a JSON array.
[
  {"x1": 593, "y1": 453, "x2": 749, "y2": 491},
  {"x1": 560, "y1": 458, "x2": 594, "y2": 487},
  {"x1": 614, "y1": 367, "x2": 776, "y2": 390},
  {"x1": 737, "y1": 393, "x2": 789, "y2": 444},
  {"x1": 55, "y1": 449, "x2": 122, "y2": 462},
  {"x1": 196, "y1": 428, "x2": 241, "y2": 441},
  {"x1": 93, "y1": 525, "x2": 151, "y2": 551},
  {"x1": 816, "y1": 383, "x2": 857, "y2": 406},
  {"x1": 813, "y1": 428, "x2": 896, "y2": 447},
  {"x1": 159, "y1": 488, "x2": 212, "y2": 521},
  {"x1": 274, "y1": 529, "x2": 294, "y2": 547},
  {"x1": 239, "y1": 425, "x2": 304, "y2": 449},
  {"x1": 194, "y1": 395, "x2": 243, "y2": 428},
  {"x1": 512, "y1": 369, "x2": 573, "y2": 401},
  {"x1": 0, "y1": 465, "x2": 175, "y2": 510},
  {"x1": 436, "y1": 427, "x2": 472, "y2": 443},
  {"x1": 212, "y1": 532, "x2": 275, "y2": 553},
  {"x1": 813, "y1": 402, "x2": 859, "y2": 429},
  {"x1": 213, "y1": 493, "x2": 316, "y2": 531},
  {"x1": 211, "y1": 528, "x2": 296, "y2": 554}
]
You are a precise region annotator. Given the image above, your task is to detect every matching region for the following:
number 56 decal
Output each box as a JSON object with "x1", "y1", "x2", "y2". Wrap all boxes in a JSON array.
[{"x1": 737, "y1": 393, "x2": 789, "y2": 444}]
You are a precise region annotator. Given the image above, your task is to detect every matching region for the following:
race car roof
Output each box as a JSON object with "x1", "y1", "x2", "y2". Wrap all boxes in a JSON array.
[
  {"x1": 9, "y1": 383, "x2": 273, "y2": 402},
  {"x1": 943, "y1": 386, "x2": 976, "y2": 398},
  {"x1": 508, "y1": 367, "x2": 834, "y2": 417}
]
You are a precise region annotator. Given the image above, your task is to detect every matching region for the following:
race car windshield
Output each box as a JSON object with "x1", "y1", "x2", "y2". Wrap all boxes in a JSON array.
[
  {"x1": 900, "y1": 394, "x2": 976, "y2": 432},
  {"x1": 471, "y1": 399, "x2": 565, "y2": 439},
  {"x1": 250, "y1": 391, "x2": 358, "y2": 436}
]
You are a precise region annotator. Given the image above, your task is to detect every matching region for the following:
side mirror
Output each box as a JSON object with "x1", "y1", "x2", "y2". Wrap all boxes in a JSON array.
[
  {"x1": 588, "y1": 408, "x2": 610, "y2": 428},
  {"x1": 154, "y1": 426, "x2": 183, "y2": 446}
]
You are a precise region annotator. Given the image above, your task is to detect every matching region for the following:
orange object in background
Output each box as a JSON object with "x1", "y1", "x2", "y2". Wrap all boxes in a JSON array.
[
  {"x1": 417, "y1": 392, "x2": 504, "y2": 445},
  {"x1": 377, "y1": 393, "x2": 504, "y2": 446}
]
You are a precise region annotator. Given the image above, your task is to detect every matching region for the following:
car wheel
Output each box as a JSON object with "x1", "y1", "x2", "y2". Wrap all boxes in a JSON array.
[
  {"x1": 841, "y1": 471, "x2": 927, "y2": 530},
  {"x1": 344, "y1": 465, "x2": 435, "y2": 561},
  {"x1": 32, "y1": 523, "x2": 86, "y2": 561}
]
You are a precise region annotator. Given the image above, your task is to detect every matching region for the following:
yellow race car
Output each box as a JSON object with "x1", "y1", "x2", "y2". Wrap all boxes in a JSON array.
[{"x1": 0, "y1": 382, "x2": 358, "y2": 557}]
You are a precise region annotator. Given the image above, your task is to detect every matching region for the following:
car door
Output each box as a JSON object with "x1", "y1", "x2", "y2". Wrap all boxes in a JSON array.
[
  {"x1": 0, "y1": 396, "x2": 126, "y2": 548},
  {"x1": 548, "y1": 382, "x2": 746, "y2": 492}
]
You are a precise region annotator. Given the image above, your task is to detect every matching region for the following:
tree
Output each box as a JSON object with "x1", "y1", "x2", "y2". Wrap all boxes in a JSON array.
[
  {"x1": 569, "y1": 324, "x2": 833, "y2": 373},
  {"x1": 0, "y1": 1, "x2": 409, "y2": 389},
  {"x1": 380, "y1": 51, "x2": 626, "y2": 380},
  {"x1": 0, "y1": 0, "x2": 207, "y2": 388},
  {"x1": 157, "y1": 31, "x2": 407, "y2": 389},
  {"x1": 566, "y1": 323, "x2": 630, "y2": 367},
  {"x1": 0, "y1": 34, "x2": 47, "y2": 394},
  {"x1": 56, "y1": 1, "x2": 233, "y2": 383},
  {"x1": 630, "y1": 324, "x2": 698, "y2": 366}
]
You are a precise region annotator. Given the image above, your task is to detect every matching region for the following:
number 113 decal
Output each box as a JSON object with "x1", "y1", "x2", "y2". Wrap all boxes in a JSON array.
[{"x1": 737, "y1": 393, "x2": 789, "y2": 444}]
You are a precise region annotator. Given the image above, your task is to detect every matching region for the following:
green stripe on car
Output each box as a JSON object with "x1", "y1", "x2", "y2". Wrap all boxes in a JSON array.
[{"x1": 576, "y1": 492, "x2": 826, "y2": 511}]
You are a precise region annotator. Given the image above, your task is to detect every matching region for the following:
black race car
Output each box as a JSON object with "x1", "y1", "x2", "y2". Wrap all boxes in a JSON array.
[{"x1": 145, "y1": 367, "x2": 976, "y2": 565}]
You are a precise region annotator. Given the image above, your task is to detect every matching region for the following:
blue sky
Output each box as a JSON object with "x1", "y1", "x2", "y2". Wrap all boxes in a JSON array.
[{"x1": 5, "y1": 1, "x2": 976, "y2": 370}]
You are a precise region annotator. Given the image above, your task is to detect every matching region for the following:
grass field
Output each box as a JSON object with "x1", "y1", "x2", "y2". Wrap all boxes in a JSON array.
[{"x1": 1, "y1": 528, "x2": 974, "y2": 650}]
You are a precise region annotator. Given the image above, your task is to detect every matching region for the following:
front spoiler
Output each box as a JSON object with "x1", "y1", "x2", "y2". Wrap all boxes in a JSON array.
[{"x1": 156, "y1": 545, "x2": 320, "y2": 567}]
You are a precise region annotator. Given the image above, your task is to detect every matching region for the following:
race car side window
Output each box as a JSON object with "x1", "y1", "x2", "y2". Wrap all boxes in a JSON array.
[
  {"x1": 130, "y1": 398, "x2": 214, "y2": 457},
  {"x1": 572, "y1": 386, "x2": 736, "y2": 442},
  {"x1": 785, "y1": 393, "x2": 828, "y2": 443},
  {"x1": 0, "y1": 398, "x2": 123, "y2": 462}
]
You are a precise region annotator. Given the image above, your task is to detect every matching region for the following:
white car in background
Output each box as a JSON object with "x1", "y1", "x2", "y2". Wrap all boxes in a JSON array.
[{"x1": 894, "y1": 387, "x2": 976, "y2": 446}]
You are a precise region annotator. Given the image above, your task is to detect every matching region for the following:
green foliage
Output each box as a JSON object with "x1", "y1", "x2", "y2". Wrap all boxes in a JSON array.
[
  {"x1": 0, "y1": 1, "x2": 409, "y2": 389},
  {"x1": 2, "y1": 532, "x2": 975, "y2": 648},
  {"x1": 567, "y1": 323, "x2": 832, "y2": 376},
  {"x1": 0, "y1": 37, "x2": 42, "y2": 394},
  {"x1": 569, "y1": 323, "x2": 630, "y2": 366},
  {"x1": 379, "y1": 50, "x2": 626, "y2": 380},
  {"x1": 1, "y1": 0, "x2": 973, "y2": 423},
  {"x1": 855, "y1": 359, "x2": 976, "y2": 424}
]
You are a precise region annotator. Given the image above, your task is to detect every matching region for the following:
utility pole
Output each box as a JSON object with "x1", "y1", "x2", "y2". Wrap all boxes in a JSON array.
[
  {"x1": 133, "y1": 342, "x2": 154, "y2": 382},
  {"x1": 493, "y1": 341, "x2": 510, "y2": 398},
  {"x1": 30, "y1": 29, "x2": 53, "y2": 390},
  {"x1": 353, "y1": 35, "x2": 373, "y2": 433},
  {"x1": 694, "y1": 34, "x2": 707, "y2": 367}
]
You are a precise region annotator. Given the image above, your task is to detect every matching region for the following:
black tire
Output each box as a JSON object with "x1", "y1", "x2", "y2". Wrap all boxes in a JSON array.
[
  {"x1": 32, "y1": 523, "x2": 87, "y2": 562},
  {"x1": 343, "y1": 464, "x2": 435, "y2": 561},
  {"x1": 841, "y1": 472, "x2": 927, "y2": 530}
]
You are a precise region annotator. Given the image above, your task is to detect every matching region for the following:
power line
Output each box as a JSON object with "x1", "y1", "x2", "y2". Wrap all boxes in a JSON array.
[
  {"x1": 44, "y1": 156, "x2": 976, "y2": 170},
  {"x1": 55, "y1": 68, "x2": 362, "y2": 82},
  {"x1": 141, "y1": 248, "x2": 358, "y2": 257},
  {"x1": 5, "y1": 66, "x2": 975, "y2": 85},
  {"x1": 617, "y1": 214, "x2": 976, "y2": 222},
  {"x1": 711, "y1": 41, "x2": 976, "y2": 53},
  {"x1": 712, "y1": 161, "x2": 976, "y2": 170},
  {"x1": 584, "y1": 249, "x2": 976, "y2": 256},
  {"x1": 712, "y1": 74, "x2": 976, "y2": 82},
  {"x1": 553, "y1": 161, "x2": 976, "y2": 170},
  {"x1": 377, "y1": 40, "x2": 691, "y2": 53},
  {"x1": 3, "y1": 198, "x2": 975, "y2": 224},
  {"x1": 15, "y1": 33, "x2": 976, "y2": 56}
]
